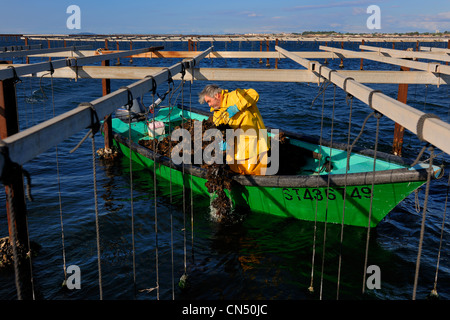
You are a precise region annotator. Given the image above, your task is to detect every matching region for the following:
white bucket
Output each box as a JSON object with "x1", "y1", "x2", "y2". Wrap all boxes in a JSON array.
[{"x1": 147, "y1": 121, "x2": 165, "y2": 137}]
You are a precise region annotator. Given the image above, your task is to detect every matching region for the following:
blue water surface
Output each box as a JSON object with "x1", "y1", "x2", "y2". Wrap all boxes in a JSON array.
[{"x1": 0, "y1": 37, "x2": 450, "y2": 301}]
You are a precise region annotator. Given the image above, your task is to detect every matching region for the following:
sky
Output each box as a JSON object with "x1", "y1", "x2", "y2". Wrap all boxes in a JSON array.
[{"x1": 0, "y1": 0, "x2": 449, "y2": 35}]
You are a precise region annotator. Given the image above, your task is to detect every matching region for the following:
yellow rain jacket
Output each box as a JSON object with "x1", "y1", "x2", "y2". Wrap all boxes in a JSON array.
[{"x1": 211, "y1": 89, "x2": 270, "y2": 175}]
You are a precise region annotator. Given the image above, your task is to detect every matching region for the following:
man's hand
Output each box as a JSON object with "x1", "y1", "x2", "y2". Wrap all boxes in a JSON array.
[{"x1": 227, "y1": 104, "x2": 239, "y2": 118}]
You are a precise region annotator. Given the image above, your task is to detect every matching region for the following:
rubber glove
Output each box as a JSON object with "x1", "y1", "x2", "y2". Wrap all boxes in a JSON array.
[{"x1": 227, "y1": 104, "x2": 239, "y2": 118}]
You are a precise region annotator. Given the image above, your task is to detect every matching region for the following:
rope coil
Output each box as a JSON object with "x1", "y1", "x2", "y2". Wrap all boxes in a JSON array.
[
  {"x1": 7, "y1": 65, "x2": 21, "y2": 84},
  {"x1": 69, "y1": 102, "x2": 100, "y2": 153},
  {"x1": 343, "y1": 77, "x2": 354, "y2": 98},
  {"x1": 119, "y1": 86, "x2": 134, "y2": 111},
  {"x1": 416, "y1": 113, "x2": 440, "y2": 142}
]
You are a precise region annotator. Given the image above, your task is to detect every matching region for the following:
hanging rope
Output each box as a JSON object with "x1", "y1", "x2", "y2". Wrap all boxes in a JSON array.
[
  {"x1": 188, "y1": 72, "x2": 195, "y2": 262},
  {"x1": 429, "y1": 172, "x2": 450, "y2": 299},
  {"x1": 412, "y1": 146, "x2": 436, "y2": 300},
  {"x1": 179, "y1": 64, "x2": 189, "y2": 291},
  {"x1": 336, "y1": 91, "x2": 354, "y2": 300},
  {"x1": 47, "y1": 66, "x2": 68, "y2": 288},
  {"x1": 308, "y1": 77, "x2": 331, "y2": 294},
  {"x1": 120, "y1": 86, "x2": 137, "y2": 298},
  {"x1": 345, "y1": 90, "x2": 382, "y2": 171},
  {"x1": 361, "y1": 110, "x2": 383, "y2": 295},
  {"x1": 168, "y1": 84, "x2": 176, "y2": 300},
  {"x1": 138, "y1": 77, "x2": 161, "y2": 298},
  {"x1": 77, "y1": 101, "x2": 103, "y2": 300},
  {"x1": 151, "y1": 78, "x2": 160, "y2": 299},
  {"x1": 319, "y1": 83, "x2": 337, "y2": 300},
  {"x1": 5, "y1": 187, "x2": 23, "y2": 299},
  {"x1": 163, "y1": 73, "x2": 176, "y2": 299}
]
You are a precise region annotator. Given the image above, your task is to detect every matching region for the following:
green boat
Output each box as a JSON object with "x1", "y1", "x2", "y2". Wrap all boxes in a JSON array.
[{"x1": 106, "y1": 105, "x2": 443, "y2": 228}]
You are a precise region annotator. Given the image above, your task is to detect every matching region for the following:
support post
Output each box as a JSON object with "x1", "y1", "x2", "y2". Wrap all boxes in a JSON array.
[
  {"x1": 266, "y1": 40, "x2": 270, "y2": 67},
  {"x1": 0, "y1": 78, "x2": 27, "y2": 244},
  {"x1": 447, "y1": 40, "x2": 449, "y2": 66},
  {"x1": 259, "y1": 41, "x2": 263, "y2": 64},
  {"x1": 47, "y1": 39, "x2": 51, "y2": 62},
  {"x1": 101, "y1": 59, "x2": 113, "y2": 150},
  {"x1": 275, "y1": 39, "x2": 279, "y2": 69},
  {"x1": 0, "y1": 77, "x2": 33, "y2": 299},
  {"x1": 360, "y1": 39, "x2": 364, "y2": 70},
  {"x1": 129, "y1": 41, "x2": 133, "y2": 64},
  {"x1": 24, "y1": 37, "x2": 29, "y2": 64},
  {"x1": 392, "y1": 66, "x2": 409, "y2": 156},
  {"x1": 116, "y1": 41, "x2": 121, "y2": 65}
]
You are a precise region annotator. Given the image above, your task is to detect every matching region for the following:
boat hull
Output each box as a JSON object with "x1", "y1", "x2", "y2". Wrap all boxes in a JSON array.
[{"x1": 110, "y1": 129, "x2": 426, "y2": 228}]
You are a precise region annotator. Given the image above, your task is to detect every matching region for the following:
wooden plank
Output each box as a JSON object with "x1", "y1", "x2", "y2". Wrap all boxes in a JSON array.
[
  {"x1": 0, "y1": 46, "x2": 163, "y2": 81},
  {"x1": 319, "y1": 45, "x2": 450, "y2": 76},
  {"x1": 278, "y1": 46, "x2": 450, "y2": 154},
  {"x1": 66, "y1": 46, "x2": 163, "y2": 66},
  {"x1": 32, "y1": 50, "x2": 341, "y2": 59},
  {"x1": 360, "y1": 44, "x2": 450, "y2": 63},
  {"x1": 275, "y1": 46, "x2": 315, "y2": 69},
  {"x1": 2, "y1": 47, "x2": 214, "y2": 166},
  {"x1": 6, "y1": 64, "x2": 447, "y2": 85},
  {"x1": 28, "y1": 50, "x2": 97, "y2": 58},
  {"x1": 0, "y1": 45, "x2": 92, "y2": 59},
  {"x1": 420, "y1": 46, "x2": 450, "y2": 53},
  {"x1": 0, "y1": 44, "x2": 41, "y2": 53}
]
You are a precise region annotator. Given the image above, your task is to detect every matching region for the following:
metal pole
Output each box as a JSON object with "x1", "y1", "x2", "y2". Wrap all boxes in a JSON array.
[
  {"x1": 24, "y1": 37, "x2": 29, "y2": 64},
  {"x1": 447, "y1": 39, "x2": 449, "y2": 66},
  {"x1": 130, "y1": 41, "x2": 133, "y2": 64},
  {"x1": 116, "y1": 41, "x2": 120, "y2": 65},
  {"x1": 0, "y1": 77, "x2": 33, "y2": 300},
  {"x1": 102, "y1": 59, "x2": 113, "y2": 150},
  {"x1": 360, "y1": 39, "x2": 364, "y2": 70},
  {"x1": 47, "y1": 39, "x2": 51, "y2": 62},
  {"x1": 392, "y1": 66, "x2": 410, "y2": 156},
  {"x1": 275, "y1": 39, "x2": 279, "y2": 69}
]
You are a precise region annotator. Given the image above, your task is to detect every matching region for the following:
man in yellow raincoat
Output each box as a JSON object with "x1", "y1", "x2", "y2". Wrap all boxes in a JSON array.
[{"x1": 198, "y1": 84, "x2": 270, "y2": 175}]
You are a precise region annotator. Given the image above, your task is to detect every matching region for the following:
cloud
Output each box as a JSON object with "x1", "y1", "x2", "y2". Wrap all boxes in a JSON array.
[
  {"x1": 238, "y1": 11, "x2": 263, "y2": 18},
  {"x1": 435, "y1": 11, "x2": 450, "y2": 22},
  {"x1": 352, "y1": 7, "x2": 366, "y2": 15},
  {"x1": 383, "y1": 11, "x2": 450, "y2": 32}
]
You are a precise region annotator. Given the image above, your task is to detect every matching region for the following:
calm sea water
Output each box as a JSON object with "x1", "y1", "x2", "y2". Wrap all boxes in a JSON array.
[{"x1": 1, "y1": 38, "x2": 450, "y2": 301}]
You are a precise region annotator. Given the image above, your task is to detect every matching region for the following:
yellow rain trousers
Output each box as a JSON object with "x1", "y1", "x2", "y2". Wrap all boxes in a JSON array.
[{"x1": 211, "y1": 89, "x2": 270, "y2": 175}]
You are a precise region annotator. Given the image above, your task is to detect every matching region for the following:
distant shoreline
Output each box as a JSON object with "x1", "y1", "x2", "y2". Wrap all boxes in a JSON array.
[{"x1": 2, "y1": 32, "x2": 449, "y2": 44}]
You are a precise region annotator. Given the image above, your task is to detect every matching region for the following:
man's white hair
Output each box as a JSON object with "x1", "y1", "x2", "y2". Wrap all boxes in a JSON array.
[{"x1": 198, "y1": 84, "x2": 223, "y2": 104}]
